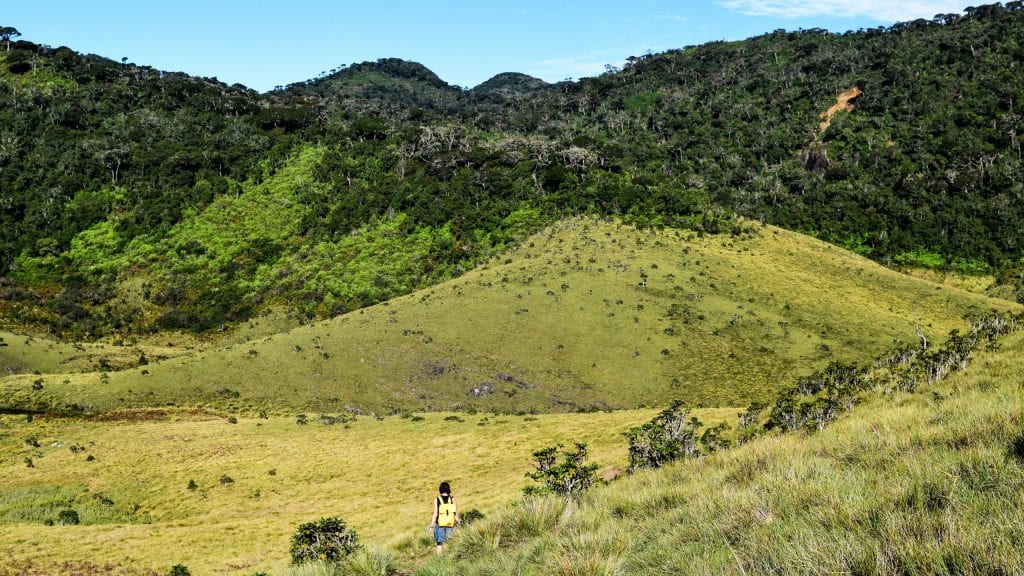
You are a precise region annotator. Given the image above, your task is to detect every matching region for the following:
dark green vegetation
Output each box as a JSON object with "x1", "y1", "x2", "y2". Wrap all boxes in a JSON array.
[
  {"x1": 290, "y1": 517, "x2": 360, "y2": 565},
  {"x1": 2, "y1": 4, "x2": 1024, "y2": 339},
  {"x1": 525, "y1": 442, "x2": 599, "y2": 499}
]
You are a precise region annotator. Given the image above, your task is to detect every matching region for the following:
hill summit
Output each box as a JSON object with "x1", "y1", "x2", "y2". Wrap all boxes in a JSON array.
[
  {"x1": 299, "y1": 57, "x2": 459, "y2": 92},
  {"x1": 472, "y1": 72, "x2": 550, "y2": 93}
]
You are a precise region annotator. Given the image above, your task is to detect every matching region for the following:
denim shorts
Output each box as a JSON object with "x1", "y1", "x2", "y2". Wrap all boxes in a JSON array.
[{"x1": 434, "y1": 525, "x2": 454, "y2": 544}]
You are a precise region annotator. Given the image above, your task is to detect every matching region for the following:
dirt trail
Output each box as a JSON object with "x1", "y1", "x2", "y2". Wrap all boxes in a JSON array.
[{"x1": 819, "y1": 87, "x2": 862, "y2": 133}]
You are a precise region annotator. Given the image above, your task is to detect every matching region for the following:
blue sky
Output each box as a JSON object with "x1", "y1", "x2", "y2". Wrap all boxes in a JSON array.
[{"x1": 5, "y1": 1, "x2": 976, "y2": 91}]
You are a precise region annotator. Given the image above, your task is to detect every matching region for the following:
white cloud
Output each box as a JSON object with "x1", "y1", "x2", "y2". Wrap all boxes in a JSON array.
[{"x1": 717, "y1": 0, "x2": 970, "y2": 22}]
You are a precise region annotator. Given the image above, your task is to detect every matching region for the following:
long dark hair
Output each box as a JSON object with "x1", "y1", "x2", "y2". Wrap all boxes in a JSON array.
[{"x1": 438, "y1": 481, "x2": 452, "y2": 503}]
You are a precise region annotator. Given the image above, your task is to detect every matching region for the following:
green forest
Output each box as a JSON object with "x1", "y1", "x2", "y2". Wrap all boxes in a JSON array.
[{"x1": 2, "y1": 3, "x2": 1024, "y2": 338}]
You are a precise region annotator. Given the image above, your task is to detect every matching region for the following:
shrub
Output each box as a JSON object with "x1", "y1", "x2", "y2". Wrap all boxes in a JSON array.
[
  {"x1": 526, "y1": 442, "x2": 598, "y2": 499},
  {"x1": 57, "y1": 509, "x2": 80, "y2": 525},
  {"x1": 624, "y1": 400, "x2": 701, "y2": 471},
  {"x1": 169, "y1": 565, "x2": 191, "y2": 576},
  {"x1": 894, "y1": 248, "x2": 945, "y2": 269},
  {"x1": 290, "y1": 517, "x2": 360, "y2": 564},
  {"x1": 460, "y1": 508, "x2": 486, "y2": 525},
  {"x1": 700, "y1": 422, "x2": 732, "y2": 453}
]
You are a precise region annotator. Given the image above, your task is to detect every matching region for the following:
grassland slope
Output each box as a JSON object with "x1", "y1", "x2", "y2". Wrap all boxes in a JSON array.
[
  {"x1": 428, "y1": 323, "x2": 1024, "y2": 575},
  {"x1": 0, "y1": 407, "x2": 681, "y2": 574},
  {"x1": 2, "y1": 218, "x2": 1011, "y2": 415}
]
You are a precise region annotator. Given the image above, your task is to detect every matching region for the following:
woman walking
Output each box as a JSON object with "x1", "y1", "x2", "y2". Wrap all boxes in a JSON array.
[{"x1": 429, "y1": 481, "x2": 458, "y2": 554}]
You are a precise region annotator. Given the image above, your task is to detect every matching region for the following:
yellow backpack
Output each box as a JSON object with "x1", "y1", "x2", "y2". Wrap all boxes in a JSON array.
[{"x1": 437, "y1": 496, "x2": 456, "y2": 528}]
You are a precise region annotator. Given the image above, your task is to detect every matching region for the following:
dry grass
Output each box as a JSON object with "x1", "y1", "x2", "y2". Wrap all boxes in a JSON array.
[{"x1": 0, "y1": 407, "x2": 694, "y2": 574}]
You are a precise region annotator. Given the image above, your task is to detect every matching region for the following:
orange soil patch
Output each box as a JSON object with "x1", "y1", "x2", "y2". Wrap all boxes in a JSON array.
[{"x1": 819, "y1": 86, "x2": 863, "y2": 133}]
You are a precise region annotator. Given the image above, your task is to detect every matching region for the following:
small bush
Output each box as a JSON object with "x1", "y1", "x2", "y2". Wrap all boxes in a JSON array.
[
  {"x1": 526, "y1": 442, "x2": 598, "y2": 499},
  {"x1": 57, "y1": 509, "x2": 80, "y2": 525},
  {"x1": 187, "y1": 479, "x2": 198, "y2": 491},
  {"x1": 460, "y1": 508, "x2": 486, "y2": 525},
  {"x1": 169, "y1": 565, "x2": 191, "y2": 576},
  {"x1": 290, "y1": 517, "x2": 360, "y2": 564},
  {"x1": 219, "y1": 475, "x2": 234, "y2": 485},
  {"x1": 624, "y1": 400, "x2": 701, "y2": 471}
]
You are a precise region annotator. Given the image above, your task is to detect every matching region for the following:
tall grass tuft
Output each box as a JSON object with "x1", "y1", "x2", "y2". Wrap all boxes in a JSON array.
[
  {"x1": 341, "y1": 546, "x2": 397, "y2": 576},
  {"x1": 454, "y1": 495, "x2": 568, "y2": 558},
  {"x1": 276, "y1": 561, "x2": 344, "y2": 576},
  {"x1": 271, "y1": 548, "x2": 396, "y2": 576}
]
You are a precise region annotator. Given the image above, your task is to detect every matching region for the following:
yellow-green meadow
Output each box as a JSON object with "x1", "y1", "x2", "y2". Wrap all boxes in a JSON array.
[{"x1": 1, "y1": 407, "x2": 710, "y2": 574}]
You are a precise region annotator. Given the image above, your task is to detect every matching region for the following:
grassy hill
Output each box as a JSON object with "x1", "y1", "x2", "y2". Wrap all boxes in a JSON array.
[
  {"x1": 2, "y1": 218, "x2": 1012, "y2": 416},
  {"x1": 425, "y1": 320, "x2": 1024, "y2": 576}
]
